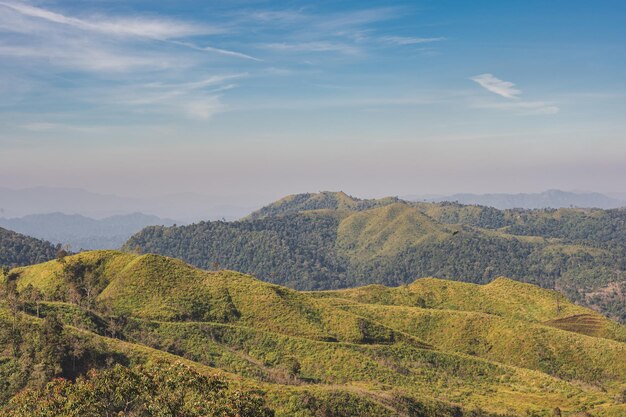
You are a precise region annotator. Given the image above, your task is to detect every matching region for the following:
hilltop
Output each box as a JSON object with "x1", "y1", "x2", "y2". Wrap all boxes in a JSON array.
[
  {"x1": 125, "y1": 192, "x2": 626, "y2": 322},
  {"x1": 245, "y1": 191, "x2": 401, "y2": 220},
  {"x1": 1, "y1": 250, "x2": 625, "y2": 416}
]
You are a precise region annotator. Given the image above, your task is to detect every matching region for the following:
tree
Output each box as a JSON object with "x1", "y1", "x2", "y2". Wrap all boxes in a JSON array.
[
  {"x1": 3, "y1": 362, "x2": 275, "y2": 417},
  {"x1": 21, "y1": 284, "x2": 43, "y2": 318},
  {"x1": 56, "y1": 248, "x2": 69, "y2": 263},
  {"x1": 39, "y1": 313, "x2": 66, "y2": 380}
]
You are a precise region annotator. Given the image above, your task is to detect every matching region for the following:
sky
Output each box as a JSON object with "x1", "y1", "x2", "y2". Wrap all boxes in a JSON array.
[{"x1": 1, "y1": 0, "x2": 625, "y2": 205}]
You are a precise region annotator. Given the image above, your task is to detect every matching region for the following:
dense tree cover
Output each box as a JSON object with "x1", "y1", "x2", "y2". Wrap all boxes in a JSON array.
[
  {"x1": 502, "y1": 208, "x2": 626, "y2": 248},
  {"x1": 3, "y1": 361, "x2": 273, "y2": 417},
  {"x1": 124, "y1": 206, "x2": 626, "y2": 321},
  {"x1": 0, "y1": 227, "x2": 58, "y2": 268},
  {"x1": 125, "y1": 215, "x2": 346, "y2": 290},
  {"x1": 0, "y1": 307, "x2": 121, "y2": 404},
  {"x1": 421, "y1": 203, "x2": 626, "y2": 249}
]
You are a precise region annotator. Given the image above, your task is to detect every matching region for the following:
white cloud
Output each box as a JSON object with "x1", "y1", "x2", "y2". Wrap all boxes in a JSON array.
[
  {"x1": 470, "y1": 73, "x2": 558, "y2": 115},
  {"x1": 471, "y1": 73, "x2": 521, "y2": 99}
]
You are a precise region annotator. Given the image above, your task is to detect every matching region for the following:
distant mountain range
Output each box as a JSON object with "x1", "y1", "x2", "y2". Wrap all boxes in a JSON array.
[
  {"x1": 0, "y1": 212, "x2": 177, "y2": 250},
  {"x1": 0, "y1": 186, "x2": 257, "y2": 222},
  {"x1": 404, "y1": 189, "x2": 625, "y2": 209}
]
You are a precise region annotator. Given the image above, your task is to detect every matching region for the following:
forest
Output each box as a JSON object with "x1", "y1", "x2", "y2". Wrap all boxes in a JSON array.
[{"x1": 125, "y1": 193, "x2": 626, "y2": 322}]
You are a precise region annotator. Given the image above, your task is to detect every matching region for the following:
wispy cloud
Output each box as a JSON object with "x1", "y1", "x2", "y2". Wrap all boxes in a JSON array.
[
  {"x1": 0, "y1": 1, "x2": 254, "y2": 61},
  {"x1": 380, "y1": 36, "x2": 446, "y2": 45},
  {"x1": 471, "y1": 74, "x2": 521, "y2": 99},
  {"x1": 98, "y1": 73, "x2": 242, "y2": 119},
  {"x1": 170, "y1": 40, "x2": 261, "y2": 61},
  {"x1": 241, "y1": 7, "x2": 403, "y2": 31},
  {"x1": 470, "y1": 73, "x2": 558, "y2": 115},
  {"x1": 0, "y1": 43, "x2": 179, "y2": 72},
  {"x1": 0, "y1": 1, "x2": 217, "y2": 39},
  {"x1": 0, "y1": 2, "x2": 449, "y2": 128},
  {"x1": 143, "y1": 74, "x2": 247, "y2": 91},
  {"x1": 241, "y1": 6, "x2": 443, "y2": 57},
  {"x1": 259, "y1": 41, "x2": 360, "y2": 55},
  {"x1": 185, "y1": 97, "x2": 224, "y2": 120},
  {"x1": 473, "y1": 100, "x2": 560, "y2": 115}
]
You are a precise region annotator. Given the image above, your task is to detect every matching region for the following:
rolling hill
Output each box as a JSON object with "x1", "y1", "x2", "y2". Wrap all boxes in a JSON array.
[
  {"x1": 124, "y1": 192, "x2": 626, "y2": 322},
  {"x1": 1, "y1": 251, "x2": 625, "y2": 416}
]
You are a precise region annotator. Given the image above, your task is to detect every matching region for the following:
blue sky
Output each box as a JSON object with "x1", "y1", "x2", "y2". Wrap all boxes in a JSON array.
[{"x1": 1, "y1": 0, "x2": 625, "y2": 202}]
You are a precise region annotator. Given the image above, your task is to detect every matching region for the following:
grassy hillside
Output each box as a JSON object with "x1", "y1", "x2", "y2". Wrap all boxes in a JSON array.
[
  {"x1": 2, "y1": 251, "x2": 625, "y2": 416},
  {"x1": 245, "y1": 191, "x2": 400, "y2": 220},
  {"x1": 0, "y1": 226, "x2": 58, "y2": 268},
  {"x1": 125, "y1": 193, "x2": 626, "y2": 322}
]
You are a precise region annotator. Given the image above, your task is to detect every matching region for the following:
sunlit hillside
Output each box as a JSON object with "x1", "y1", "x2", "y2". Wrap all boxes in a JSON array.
[{"x1": 1, "y1": 251, "x2": 625, "y2": 416}]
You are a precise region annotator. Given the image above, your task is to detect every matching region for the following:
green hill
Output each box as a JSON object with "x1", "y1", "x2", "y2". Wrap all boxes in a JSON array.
[
  {"x1": 1, "y1": 251, "x2": 625, "y2": 416},
  {"x1": 0, "y1": 226, "x2": 58, "y2": 268},
  {"x1": 245, "y1": 191, "x2": 401, "y2": 220},
  {"x1": 124, "y1": 192, "x2": 626, "y2": 322}
]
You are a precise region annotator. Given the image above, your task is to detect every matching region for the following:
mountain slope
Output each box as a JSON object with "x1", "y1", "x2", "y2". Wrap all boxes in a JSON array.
[
  {"x1": 0, "y1": 227, "x2": 58, "y2": 268},
  {"x1": 2, "y1": 251, "x2": 625, "y2": 416},
  {"x1": 125, "y1": 193, "x2": 626, "y2": 321},
  {"x1": 246, "y1": 191, "x2": 400, "y2": 220}
]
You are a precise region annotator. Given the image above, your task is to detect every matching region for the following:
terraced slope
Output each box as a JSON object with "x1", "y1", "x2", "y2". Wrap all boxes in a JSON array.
[{"x1": 2, "y1": 251, "x2": 625, "y2": 416}]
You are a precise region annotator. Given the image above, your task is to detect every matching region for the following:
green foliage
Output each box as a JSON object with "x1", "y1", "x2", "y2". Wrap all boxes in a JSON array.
[
  {"x1": 4, "y1": 361, "x2": 274, "y2": 417},
  {"x1": 0, "y1": 227, "x2": 58, "y2": 268},
  {"x1": 245, "y1": 191, "x2": 400, "y2": 220},
  {"x1": 124, "y1": 194, "x2": 626, "y2": 321},
  {"x1": 1, "y1": 250, "x2": 625, "y2": 417}
]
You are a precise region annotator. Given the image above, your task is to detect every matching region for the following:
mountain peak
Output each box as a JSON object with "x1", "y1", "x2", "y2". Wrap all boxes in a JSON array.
[{"x1": 246, "y1": 191, "x2": 401, "y2": 220}]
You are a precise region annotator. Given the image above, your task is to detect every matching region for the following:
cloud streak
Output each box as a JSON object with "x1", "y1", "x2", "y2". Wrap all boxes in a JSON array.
[
  {"x1": 471, "y1": 74, "x2": 521, "y2": 99},
  {"x1": 473, "y1": 100, "x2": 560, "y2": 115},
  {"x1": 470, "y1": 73, "x2": 558, "y2": 115},
  {"x1": 0, "y1": 1, "x2": 255, "y2": 61},
  {"x1": 259, "y1": 41, "x2": 360, "y2": 55},
  {"x1": 380, "y1": 36, "x2": 446, "y2": 45},
  {"x1": 0, "y1": 1, "x2": 216, "y2": 39}
]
